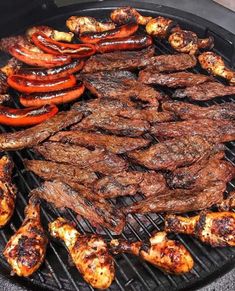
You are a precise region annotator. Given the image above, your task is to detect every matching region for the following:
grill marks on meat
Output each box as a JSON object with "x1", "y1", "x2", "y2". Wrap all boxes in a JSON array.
[
  {"x1": 124, "y1": 181, "x2": 225, "y2": 214},
  {"x1": 34, "y1": 142, "x2": 127, "y2": 174},
  {"x1": 128, "y1": 136, "x2": 216, "y2": 171},
  {"x1": 173, "y1": 82, "x2": 235, "y2": 101},
  {"x1": 94, "y1": 171, "x2": 166, "y2": 198},
  {"x1": 162, "y1": 101, "x2": 235, "y2": 121},
  {"x1": 82, "y1": 52, "x2": 196, "y2": 73},
  {"x1": 73, "y1": 98, "x2": 175, "y2": 124},
  {"x1": 79, "y1": 70, "x2": 162, "y2": 106},
  {"x1": 166, "y1": 152, "x2": 235, "y2": 189},
  {"x1": 32, "y1": 181, "x2": 125, "y2": 234},
  {"x1": 49, "y1": 130, "x2": 150, "y2": 154},
  {"x1": 72, "y1": 113, "x2": 150, "y2": 137},
  {"x1": 150, "y1": 119, "x2": 235, "y2": 143},
  {"x1": 148, "y1": 54, "x2": 197, "y2": 72},
  {"x1": 138, "y1": 70, "x2": 211, "y2": 88},
  {"x1": 0, "y1": 110, "x2": 83, "y2": 151},
  {"x1": 82, "y1": 46, "x2": 155, "y2": 73},
  {"x1": 24, "y1": 160, "x2": 98, "y2": 187}
]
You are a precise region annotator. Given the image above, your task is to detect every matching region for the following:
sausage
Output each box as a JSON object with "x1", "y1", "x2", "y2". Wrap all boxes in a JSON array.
[
  {"x1": 7, "y1": 75, "x2": 76, "y2": 93},
  {"x1": 17, "y1": 60, "x2": 84, "y2": 81},
  {"x1": 0, "y1": 104, "x2": 58, "y2": 127},
  {"x1": 8, "y1": 43, "x2": 71, "y2": 68},
  {"x1": 96, "y1": 35, "x2": 153, "y2": 53},
  {"x1": 79, "y1": 23, "x2": 139, "y2": 44},
  {"x1": 32, "y1": 32, "x2": 96, "y2": 58},
  {"x1": 19, "y1": 84, "x2": 85, "y2": 107}
]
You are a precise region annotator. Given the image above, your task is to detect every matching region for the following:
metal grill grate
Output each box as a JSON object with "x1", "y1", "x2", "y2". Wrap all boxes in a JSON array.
[{"x1": 0, "y1": 2, "x2": 235, "y2": 291}]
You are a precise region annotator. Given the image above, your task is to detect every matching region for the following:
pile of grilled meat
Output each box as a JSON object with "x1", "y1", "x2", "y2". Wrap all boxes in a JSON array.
[{"x1": 0, "y1": 6, "x2": 234, "y2": 290}]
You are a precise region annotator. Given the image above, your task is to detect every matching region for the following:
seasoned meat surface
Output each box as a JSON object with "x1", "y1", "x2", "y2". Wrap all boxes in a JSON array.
[
  {"x1": 79, "y1": 70, "x2": 161, "y2": 106},
  {"x1": 128, "y1": 136, "x2": 216, "y2": 170},
  {"x1": 165, "y1": 211, "x2": 235, "y2": 247},
  {"x1": 49, "y1": 130, "x2": 150, "y2": 154},
  {"x1": 3, "y1": 199, "x2": 48, "y2": 277},
  {"x1": 163, "y1": 101, "x2": 235, "y2": 120},
  {"x1": 0, "y1": 110, "x2": 83, "y2": 151},
  {"x1": 72, "y1": 113, "x2": 150, "y2": 137},
  {"x1": 173, "y1": 82, "x2": 235, "y2": 101},
  {"x1": 73, "y1": 98, "x2": 175, "y2": 124},
  {"x1": 24, "y1": 159, "x2": 98, "y2": 187},
  {"x1": 150, "y1": 119, "x2": 235, "y2": 143},
  {"x1": 32, "y1": 181, "x2": 125, "y2": 234},
  {"x1": 49, "y1": 217, "x2": 115, "y2": 289},
  {"x1": 139, "y1": 70, "x2": 210, "y2": 87},
  {"x1": 34, "y1": 142, "x2": 127, "y2": 174},
  {"x1": 124, "y1": 181, "x2": 225, "y2": 214},
  {"x1": 94, "y1": 171, "x2": 166, "y2": 198},
  {"x1": 109, "y1": 231, "x2": 194, "y2": 274},
  {"x1": 148, "y1": 54, "x2": 197, "y2": 72},
  {"x1": 82, "y1": 46, "x2": 155, "y2": 73},
  {"x1": 167, "y1": 152, "x2": 235, "y2": 189}
]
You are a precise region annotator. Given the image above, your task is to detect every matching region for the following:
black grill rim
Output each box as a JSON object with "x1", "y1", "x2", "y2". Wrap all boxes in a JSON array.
[{"x1": 0, "y1": 1, "x2": 235, "y2": 291}]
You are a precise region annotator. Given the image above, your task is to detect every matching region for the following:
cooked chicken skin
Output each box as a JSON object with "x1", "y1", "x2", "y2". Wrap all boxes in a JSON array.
[
  {"x1": 218, "y1": 191, "x2": 235, "y2": 211},
  {"x1": 0, "y1": 155, "x2": 16, "y2": 228},
  {"x1": 110, "y1": 6, "x2": 152, "y2": 25},
  {"x1": 26, "y1": 26, "x2": 74, "y2": 42},
  {"x1": 66, "y1": 16, "x2": 115, "y2": 35},
  {"x1": 198, "y1": 52, "x2": 235, "y2": 84},
  {"x1": 165, "y1": 212, "x2": 235, "y2": 247},
  {"x1": 146, "y1": 16, "x2": 175, "y2": 38},
  {"x1": 110, "y1": 231, "x2": 194, "y2": 274},
  {"x1": 169, "y1": 30, "x2": 214, "y2": 54},
  {"x1": 49, "y1": 217, "x2": 115, "y2": 289},
  {"x1": 3, "y1": 198, "x2": 48, "y2": 276}
]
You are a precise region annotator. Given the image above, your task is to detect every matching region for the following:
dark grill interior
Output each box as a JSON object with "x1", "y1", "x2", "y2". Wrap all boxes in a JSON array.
[{"x1": 0, "y1": 2, "x2": 234, "y2": 290}]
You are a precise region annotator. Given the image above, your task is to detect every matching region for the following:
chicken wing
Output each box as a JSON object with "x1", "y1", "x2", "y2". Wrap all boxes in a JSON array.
[
  {"x1": 146, "y1": 16, "x2": 176, "y2": 38},
  {"x1": 26, "y1": 26, "x2": 74, "y2": 42},
  {"x1": 49, "y1": 217, "x2": 115, "y2": 289},
  {"x1": 66, "y1": 16, "x2": 115, "y2": 35},
  {"x1": 218, "y1": 191, "x2": 235, "y2": 211},
  {"x1": 169, "y1": 30, "x2": 214, "y2": 54},
  {"x1": 165, "y1": 211, "x2": 235, "y2": 247},
  {"x1": 110, "y1": 6, "x2": 152, "y2": 25},
  {"x1": 0, "y1": 155, "x2": 16, "y2": 228},
  {"x1": 198, "y1": 52, "x2": 235, "y2": 84},
  {"x1": 3, "y1": 197, "x2": 48, "y2": 276},
  {"x1": 110, "y1": 231, "x2": 194, "y2": 274}
]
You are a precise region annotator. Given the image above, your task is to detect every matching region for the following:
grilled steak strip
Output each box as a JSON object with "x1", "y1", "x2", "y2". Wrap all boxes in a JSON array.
[
  {"x1": 128, "y1": 136, "x2": 217, "y2": 171},
  {"x1": 124, "y1": 182, "x2": 225, "y2": 214},
  {"x1": 82, "y1": 46, "x2": 155, "y2": 73},
  {"x1": 150, "y1": 119, "x2": 235, "y2": 143},
  {"x1": 82, "y1": 52, "x2": 196, "y2": 73},
  {"x1": 34, "y1": 142, "x2": 127, "y2": 174},
  {"x1": 148, "y1": 54, "x2": 197, "y2": 72},
  {"x1": 0, "y1": 110, "x2": 83, "y2": 151},
  {"x1": 78, "y1": 70, "x2": 161, "y2": 106},
  {"x1": 32, "y1": 181, "x2": 126, "y2": 234},
  {"x1": 24, "y1": 159, "x2": 98, "y2": 187},
  {"x1": 166, "y1": 152, "x2": 235, "y2": 189},
  {"x1": 49, "y1": 130, "x2": 150, "y2": 154},
  {"x1": 162, "y1": 101, "x2": 235, "y2": 121},
  {"x1": 173, "y1": 81, "x2": 235, "y2": 101},
  {"x1": 94, "y1": 171, "x2": 166, "y2": 198},
  {"x1": 72, "y1": 113, "x2": 150, "y2": 137},
  {"x1": 73, "y1": 99, "x2": 175, "y2": 124},
  {"x1": 138, "y1": 71, "x2": 211, "y2": 87}
]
